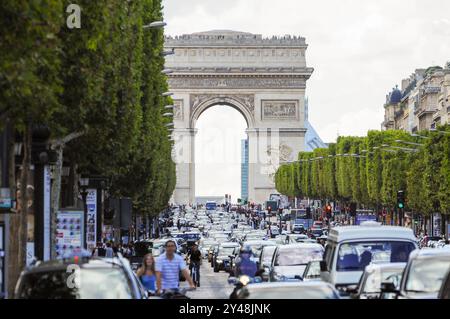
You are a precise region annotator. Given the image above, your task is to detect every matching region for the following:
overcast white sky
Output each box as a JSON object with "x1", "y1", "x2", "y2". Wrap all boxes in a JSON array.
[{"x1": 163, "y1": 0, "x2": 450, "y2": 200}]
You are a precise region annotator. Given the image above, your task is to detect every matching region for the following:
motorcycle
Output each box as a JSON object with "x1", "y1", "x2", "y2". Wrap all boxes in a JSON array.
[{"x1": 228, "y1": 275, "x2": 263, "y2": 299}]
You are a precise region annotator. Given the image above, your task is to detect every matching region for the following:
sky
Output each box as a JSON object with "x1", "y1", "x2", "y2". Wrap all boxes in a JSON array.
[
  {"x1": 195, "y1": 106, "x2": 247, "y2": 200},
  {"x1": 163, "y1": 0, "x2": 450, "y2": 199}
]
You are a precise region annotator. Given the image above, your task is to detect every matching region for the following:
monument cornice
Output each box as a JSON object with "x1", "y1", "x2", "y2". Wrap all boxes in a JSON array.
[
  {"x1": 164, "y1": 31, "x2": 308, "y2": 48},
  {"x1": 167, "y1": 67, "x2": 314, "y2": 76},
  {"x1": 168, "y1": 75, "x2": 307, "y2": 89}
]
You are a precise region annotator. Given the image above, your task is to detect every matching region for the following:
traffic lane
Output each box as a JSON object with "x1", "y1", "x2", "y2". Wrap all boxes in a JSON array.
[{"x1": 181, "y1": 260, "x2": 233, "y2": 299}]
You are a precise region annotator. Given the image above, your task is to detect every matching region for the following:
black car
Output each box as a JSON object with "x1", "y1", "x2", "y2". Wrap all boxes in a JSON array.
[
  {"x1": 15, "y1": 253, "x2": 148, "y2": 299},
  {"x1": 213, "y1": 244, "x2": 239, "y2": 273},
  {"x1": 439, "y1": 267, "x2": 450, "y2": 299}
]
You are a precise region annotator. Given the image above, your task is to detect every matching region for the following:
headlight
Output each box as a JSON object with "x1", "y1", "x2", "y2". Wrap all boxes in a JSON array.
[{"x1": 240, "y1": 275, "x2": 251, "y2": 286}]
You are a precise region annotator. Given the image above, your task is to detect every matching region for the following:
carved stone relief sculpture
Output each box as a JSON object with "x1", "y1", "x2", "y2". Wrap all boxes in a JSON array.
[{"x1": 262, "y1": 100, "x2": 299, "y2": 120}]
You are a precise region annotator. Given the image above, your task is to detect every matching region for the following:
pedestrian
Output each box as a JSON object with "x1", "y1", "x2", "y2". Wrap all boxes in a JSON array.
[
  {"x1": 155, "y1": 240, "x2": 196, "y2": 294},
  {"x1": 105, "y1": 242, "x2": 114, "y2": 258},
  {"x1": 186, "y1": 243, "x2": 202, "y2": 287},
  {"x1": 137, "y1": 254, "x2": 157, "y2": 294},
  {"x1": 92, "y1": 242, "x2": 106, "y2": 257}
]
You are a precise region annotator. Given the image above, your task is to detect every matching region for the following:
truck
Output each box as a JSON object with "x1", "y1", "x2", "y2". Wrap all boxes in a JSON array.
[
  {"x1": 290, "y1": 208, "x2": 314, "y2": 229},
  {"x1": 265, "y1": 200, "x2": 279, "y2": 214}
]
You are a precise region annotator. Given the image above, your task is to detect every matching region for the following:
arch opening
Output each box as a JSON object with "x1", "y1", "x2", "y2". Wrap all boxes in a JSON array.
[{"x1": 194, "y1": 104, "x2": 248, "y2": 203}]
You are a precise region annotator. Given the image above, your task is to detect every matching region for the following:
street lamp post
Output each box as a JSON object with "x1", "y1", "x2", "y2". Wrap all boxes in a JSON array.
[
  {"x1": 142, "y1": 21, "x2": 167, "y2": 29},
  {"x1": 78, "y1": 177, "x2": 89, "y2": 249}
]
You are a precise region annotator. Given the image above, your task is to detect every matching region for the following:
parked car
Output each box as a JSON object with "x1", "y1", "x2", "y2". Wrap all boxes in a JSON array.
[
  {"x1": 348, "y1": 263, "x2": 406, "y2": 299},
  {"x1": 381, "y1": 248, "x2": 450, "y2": 299},
  {"x1": 15, "y1": 253, "x2": 148, "y2": 299},
  {"x1": 270, "y1": 243, "x2": 324, "y2": 282},
  {"x1": 319, "y1": 223, "x2": 418, "y2": 297},
  {"x1": 231, "y1": 281, "x2": 340, "y2": 299}
]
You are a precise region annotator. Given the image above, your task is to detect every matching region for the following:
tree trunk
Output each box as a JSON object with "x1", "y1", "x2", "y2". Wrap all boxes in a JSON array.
[
  {"x1": 50, "y1": 146, "x2": 63, "y2": 260},
  {"x1": 7, "y1": 121, "x2": 17, "y2": 297},
  {"x1": 8, "y1": 122, "x2": 31, "y2": 297}
]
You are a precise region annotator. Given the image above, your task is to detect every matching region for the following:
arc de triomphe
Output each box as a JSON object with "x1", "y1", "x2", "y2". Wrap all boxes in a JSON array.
[{"x1": 164, "y1": 30, "x2": 313, "y2": 205}]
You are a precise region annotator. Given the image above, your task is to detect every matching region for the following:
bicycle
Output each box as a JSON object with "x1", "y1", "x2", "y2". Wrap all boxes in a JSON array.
[
  {"x1": 159, "y1": 287, "x2": 196, "y2": 299},
  {"x1": 190, "y1": 262, "x2": 201, "y2": 287}
]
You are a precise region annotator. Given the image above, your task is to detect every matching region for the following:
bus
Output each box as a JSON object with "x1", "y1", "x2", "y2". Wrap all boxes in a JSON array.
[{"x1": 205, "y1": 201, "x2": 217, "y2": 211}]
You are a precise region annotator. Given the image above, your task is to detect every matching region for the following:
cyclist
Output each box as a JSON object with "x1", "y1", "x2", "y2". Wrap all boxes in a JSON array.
[
  {"x1": 186, "y1": 243, "x2": 202, "y2": 287},
  {"x1": 155, "y1": 240, "x2": 195, "y2": 295}
]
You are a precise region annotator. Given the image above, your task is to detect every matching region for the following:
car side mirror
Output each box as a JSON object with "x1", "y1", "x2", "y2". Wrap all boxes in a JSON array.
[
  {"x1": 320, "y1": 260, "x2": 328, "y2": 272},
  {"x1": 380, "y1": 281, "x2": 398, "y2": 294}
]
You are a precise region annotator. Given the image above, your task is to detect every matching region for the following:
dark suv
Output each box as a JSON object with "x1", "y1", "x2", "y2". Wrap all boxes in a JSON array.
[{"x1": 15, "y1": 253, "x2": 148, "y2": 299}]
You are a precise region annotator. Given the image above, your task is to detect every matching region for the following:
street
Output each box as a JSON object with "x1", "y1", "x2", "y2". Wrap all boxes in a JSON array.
[{"x1": 182, "y1": 262, "x2": 233, "y2": 299}]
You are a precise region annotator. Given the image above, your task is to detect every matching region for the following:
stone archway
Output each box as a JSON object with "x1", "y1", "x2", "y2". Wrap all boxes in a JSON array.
[{"x1": 165, "y1": 30, "x2": 313, "y2": 205}]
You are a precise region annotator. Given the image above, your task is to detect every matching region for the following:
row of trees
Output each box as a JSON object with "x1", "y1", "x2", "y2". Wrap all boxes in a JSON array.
[
  {"x1": 275, "y1": 126, "x2": 450, "y2": 216},
  {"x1": 1, "y1": 0, "x2": 175, "y2": 294}
]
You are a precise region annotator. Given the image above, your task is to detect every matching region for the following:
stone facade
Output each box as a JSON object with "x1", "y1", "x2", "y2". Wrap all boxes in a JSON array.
[
  {"x1": 382, "y1": 62, "x2": 450, "y2": 133},
  {"x1": 165, "y1": 30, "x2": 313, "y2": 205}
]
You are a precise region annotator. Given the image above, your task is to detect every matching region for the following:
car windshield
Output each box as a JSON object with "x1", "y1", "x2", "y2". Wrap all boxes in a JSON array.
[
  {"x1": 336, "y1": 241, "x2": 415, "y2": 272},
  {"x1": 244, "y1": 286, "x2": 337, "y2": 299},
  {"x1": 17, "y1": 268, "x2": 133, "y2": 299},
  {"x1": 405, "y1": 258, "x2": 450, "y2": 294},
  {"x1": 363, "y1": 269, "x2": 404, "y2": 293},
  {"x1": 276, "y1": 247, "x2": 323, "y2": 266}
]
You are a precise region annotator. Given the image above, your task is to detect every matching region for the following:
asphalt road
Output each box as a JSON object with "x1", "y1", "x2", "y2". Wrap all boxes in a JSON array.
[{"x1": 181, "y1": 259, "x2": 234, "y2": 299}]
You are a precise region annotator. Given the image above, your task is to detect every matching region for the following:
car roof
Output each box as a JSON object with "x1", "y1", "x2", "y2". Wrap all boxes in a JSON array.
[
  {"x1": 245, "y1": 281, "x2": 335, "y2": 290},
  {"x1": 23, "y1": 257, "x2": 124, "y2": 273},
  {"x1": 278, "y1": 243, "x2": 324, "y2": 250},
  {"x1": 364, "y1": 262, "x2": 407, "y2": 272},
  {"x1": 409, "y1": 247, "x2": 450, "y2": 260},
  {"x1": 328, "y1": 225, "x2": 417, "y2": 242},
  {"x1": 220, "y1": 242, "x2": 240, "y2": 247}
]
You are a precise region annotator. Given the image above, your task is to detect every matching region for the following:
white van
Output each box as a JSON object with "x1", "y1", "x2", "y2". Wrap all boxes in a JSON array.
[{"x1": 320, "y1": 222, "x2": 418, "y2": 297}]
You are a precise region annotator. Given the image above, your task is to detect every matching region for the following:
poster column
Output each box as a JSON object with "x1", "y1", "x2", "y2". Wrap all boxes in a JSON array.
[
  {"x1": 43, "y1": 165, "x2": 51, "y2": 260},
  {"x1": 86, "y1": 189, "x2": 97, "y2": 252}
]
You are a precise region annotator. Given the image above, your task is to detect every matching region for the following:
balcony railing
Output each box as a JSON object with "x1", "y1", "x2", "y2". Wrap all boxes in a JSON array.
[{"x1": 423, "y1": 86, "x2": 441, "y2": 94}]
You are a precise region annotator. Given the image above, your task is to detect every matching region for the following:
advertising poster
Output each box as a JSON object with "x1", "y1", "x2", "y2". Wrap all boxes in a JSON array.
[
  {"x1": 55, "y1": 210, "x2": 83, "y2": 258},
  {"x1": 86, "y1": 189, "x2": 97, "y2": 252},
  {"x1": 433, "y1": 213, "x2": 441, "y2": 237},
  {"x1": 43, "y1": 166, "x2": 51, "y2": 260}
]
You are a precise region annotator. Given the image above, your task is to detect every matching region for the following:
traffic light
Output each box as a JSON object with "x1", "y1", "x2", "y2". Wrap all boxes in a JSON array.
[
  {"x1": 326, "y1": 204, "x2": 332, "y2": 219},
  {"x1": 397, "y1": 190, "x2": 405, "y2": 209}
]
